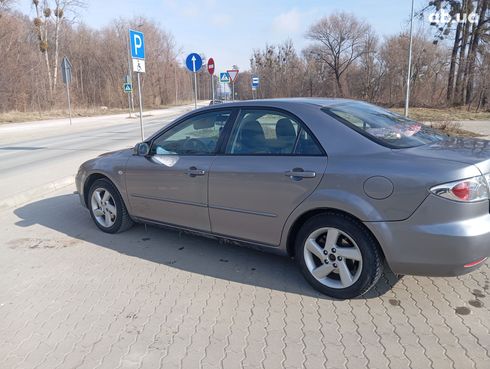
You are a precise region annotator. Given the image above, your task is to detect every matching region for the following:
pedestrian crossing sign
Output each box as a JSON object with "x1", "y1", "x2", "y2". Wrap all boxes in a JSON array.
[
  {"x1": 123, "y1": 83, "x2": 132, "y2": 93},
  {"x1": 219, "y1": 72, "x2": 230, "y2": 83}
]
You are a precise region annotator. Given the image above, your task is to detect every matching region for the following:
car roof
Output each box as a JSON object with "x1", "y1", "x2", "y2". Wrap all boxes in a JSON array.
[{"x1": 196, "y1": 97, "x2": 358, "y2": 112}]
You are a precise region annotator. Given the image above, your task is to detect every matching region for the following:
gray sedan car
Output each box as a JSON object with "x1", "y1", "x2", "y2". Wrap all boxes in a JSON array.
[{"x1": 76, "y1": 98, "x2": 490, "y2": 299}]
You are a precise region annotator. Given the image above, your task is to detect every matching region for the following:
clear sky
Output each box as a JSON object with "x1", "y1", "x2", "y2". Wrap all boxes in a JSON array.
[{"x1": 16, "y1": 0, "x2": 428, "y2": 73}]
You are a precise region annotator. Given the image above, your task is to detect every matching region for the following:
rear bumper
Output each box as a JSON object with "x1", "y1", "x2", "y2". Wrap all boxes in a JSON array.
[{"x1": 365, "y1": 195, "x2": 490, "y2": 277}]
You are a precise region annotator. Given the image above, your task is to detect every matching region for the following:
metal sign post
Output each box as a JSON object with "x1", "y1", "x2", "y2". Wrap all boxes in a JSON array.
[
  {"x1": 137, "y1": 73, "x2": 144, "y2": 140},
  {"x1": 227, "y1": 69, "x2": 239, "y2": 102},
  {"x1": 127, "y1": 88, "x2": 132, "y2": 118},
  {"x1": 61, "y1": 56, "x2": 73, "y2": 125},
  {"x1": 132, "y1": 59, "x2": 146, "y2": 141},
  {"x1": 129, "y1": 29, "x2": 145, "y2": 140},
  {"x1": 66, "y1": 80, "x2": 72, "y2": 125},
  {"x1": 125, "y1": 31, "x2": 135, "y2": 119},
  {"x1": 194, "y1": 70, "x2": 198, "y2": 109},
  {"x1": 219, "y1": 72, "x2": 230, "y2": 100},
  {"x1": 124, "y1": 76, "x2": 132, "y2": 118},
  {"x1": 251, "y1": 76, "x2": 259, "y2": 100},
  {"x1": 123, "y1": 79, "x2": 133, "y2": 118},
  {"x1": 186, "y1": 53, "x2": 203, "y2": 109},
  {"x1": 207, "y1": 57, "x2": 215, "y2": 103}
]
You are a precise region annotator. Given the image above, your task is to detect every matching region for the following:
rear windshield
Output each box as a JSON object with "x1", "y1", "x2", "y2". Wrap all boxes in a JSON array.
[{"x1": 323, "y1": 101, "x2": 445, "y2": 148}]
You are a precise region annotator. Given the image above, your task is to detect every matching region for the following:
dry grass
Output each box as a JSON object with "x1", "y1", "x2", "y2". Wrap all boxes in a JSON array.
[
  {"x1": 429, "y1": 120, "x2": 481, "y2": 137},
  {"x1": 0, "y1": 107, "x2": 131, "y2": 124},
  {"x1": 391, "y1": 107, "x2": 490, "y2": 122},
  {"x1": 0, "y1": 102, "x2": 190, "y2": 124}
]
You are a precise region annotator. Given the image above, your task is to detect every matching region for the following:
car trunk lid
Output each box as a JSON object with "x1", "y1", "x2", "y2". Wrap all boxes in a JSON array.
[{"x1": 400, "y1": 137, "x2": 490, "y2": 174}]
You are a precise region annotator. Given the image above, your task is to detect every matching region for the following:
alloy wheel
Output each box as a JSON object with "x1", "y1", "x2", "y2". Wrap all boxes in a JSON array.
[
  {"x1": 303, "y1": 227, "x2": 363, "y2": 289},
  {"x1": 90, "y1": 187, "x2": 117, "y2": 228}
]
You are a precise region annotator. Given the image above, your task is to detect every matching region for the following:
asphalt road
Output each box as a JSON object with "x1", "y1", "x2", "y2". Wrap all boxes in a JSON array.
[{"x1": 0, "y1": 103, "x2": 207, "y2": 208}]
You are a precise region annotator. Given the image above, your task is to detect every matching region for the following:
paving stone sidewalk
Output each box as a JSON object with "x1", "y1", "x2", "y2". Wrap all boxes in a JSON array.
[{"x1": 0, "y1": 189, "x2": 489, "y2": 369}]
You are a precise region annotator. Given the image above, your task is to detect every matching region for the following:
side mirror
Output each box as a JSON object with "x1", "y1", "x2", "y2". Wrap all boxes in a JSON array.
[{"x1": 134, "y1": 142, "x2": 150, "y2": 156}]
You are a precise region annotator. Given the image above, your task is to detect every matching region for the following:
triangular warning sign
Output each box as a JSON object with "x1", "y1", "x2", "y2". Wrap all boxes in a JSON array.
[{"x1": 227, "y1": 69, "x2": 239, "y2": 82}]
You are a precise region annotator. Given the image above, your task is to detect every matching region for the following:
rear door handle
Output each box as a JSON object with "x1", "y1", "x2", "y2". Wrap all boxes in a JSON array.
[
  {"x1": 285, "y1": 168, "x2": 316, "y2": 179},
  {"x1": 186, "y1": 166, "x2": 206, "y2": 177}
]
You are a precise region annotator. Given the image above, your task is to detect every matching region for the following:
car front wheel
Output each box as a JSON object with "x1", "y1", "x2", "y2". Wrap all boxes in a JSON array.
[
  {"x1": 295, "y1": 213, "x2": 383, "y2": 299},
  {"x1": 88, "y1": 178, "x2": 134, "y2": 233}
]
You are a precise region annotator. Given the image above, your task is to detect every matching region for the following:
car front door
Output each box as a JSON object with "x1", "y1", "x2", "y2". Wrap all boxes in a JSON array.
[
  {"x1": 125, "y1": 109, "x2": 233, "y2": 232},
  {"x1": 208, "y1": 108, "x2": 327, "y2": 245}
]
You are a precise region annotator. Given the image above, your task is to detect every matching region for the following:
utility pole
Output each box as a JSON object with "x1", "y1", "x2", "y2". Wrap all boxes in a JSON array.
[
  {"x1": 404, "y1": 0, "x2": 414, "y2": 117},
  {"x1": 174, "y1": 63, "x2": 178, "y2": 104}
]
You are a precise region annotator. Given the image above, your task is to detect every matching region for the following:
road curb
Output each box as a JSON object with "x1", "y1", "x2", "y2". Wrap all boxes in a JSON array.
[
  {"x1": 0, "y1": 176, "x2": 75, "y2": 211},
  {"x1": 0, "y1": 102, "x2": 207, "y2": 133}
]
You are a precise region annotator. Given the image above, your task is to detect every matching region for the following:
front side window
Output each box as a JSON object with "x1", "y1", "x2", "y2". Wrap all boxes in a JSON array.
[
  {"x1": 225, "y1": 110, "x2": 322, "y2": 155},
  {"x1": 323, "y1": 101, "x2": 445, "y2": 148},
  {"x1": 151, "y1": 111, "x2": 231, "y2": 155}
]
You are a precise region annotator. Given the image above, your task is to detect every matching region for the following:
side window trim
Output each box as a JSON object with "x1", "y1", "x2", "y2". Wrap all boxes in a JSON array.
[
  {"x1": 215, "y1": 108, "x2": 240, "y2": 154},
  {"x1": 292, "y1": 127, "x2": 303, "y2": 154},
  {"x1": 221, "y1": 107, "x2": 326, "y2": 157}
]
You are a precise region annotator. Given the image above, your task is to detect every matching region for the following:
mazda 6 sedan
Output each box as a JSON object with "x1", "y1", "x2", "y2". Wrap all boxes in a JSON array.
[{"x1": 76, "y1": 98, "x2": 490, "y2": 299}]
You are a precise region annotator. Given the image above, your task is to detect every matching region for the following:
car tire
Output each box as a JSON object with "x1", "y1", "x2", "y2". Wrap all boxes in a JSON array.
[
  {"x1": 295, "y1": 213, "x2": 383, "y2": 299},
  {"x1": 88, "y1": 178, "x2": 134, "y2": 234}
]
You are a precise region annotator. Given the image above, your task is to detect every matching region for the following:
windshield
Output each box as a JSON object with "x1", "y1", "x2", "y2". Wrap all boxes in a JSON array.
[{"x1": 323, "y1": 101, "x2": 445, "y2": 148}]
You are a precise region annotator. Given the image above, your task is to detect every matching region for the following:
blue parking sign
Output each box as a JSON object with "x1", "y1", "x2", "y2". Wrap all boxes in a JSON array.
[{"x1": 129, "y1": 30, "x2": 145, "y2": 59}]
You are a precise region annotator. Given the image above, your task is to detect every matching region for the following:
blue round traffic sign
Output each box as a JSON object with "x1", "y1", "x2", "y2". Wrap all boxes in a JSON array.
[{"x1": 186, "y1": 53, "x2": 203, "y2": 73}]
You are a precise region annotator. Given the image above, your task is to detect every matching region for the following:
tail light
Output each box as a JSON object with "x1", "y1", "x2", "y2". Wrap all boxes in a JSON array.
[
  {"x1": 430, "y1": 175, "x2": 489, "y2": 202},
  {"x1": 464, "y1": 257, "x2": 488, "y2": 268}
]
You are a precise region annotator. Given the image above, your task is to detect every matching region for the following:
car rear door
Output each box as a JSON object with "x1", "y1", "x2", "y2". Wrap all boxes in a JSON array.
[
  {"x1": 208, "y1": 108, "x2": 327, "y2": 245},
  {"x1": 125, "y1": 109, "x2": 234, "y2": 232}
]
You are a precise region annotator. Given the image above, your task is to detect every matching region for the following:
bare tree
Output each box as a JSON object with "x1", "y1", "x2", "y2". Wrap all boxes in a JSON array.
[
  {"x1": 422, "y1": 0, "x2": 490, "y2": 106},
  {"x1": 354, "y1": 32, "x2": 383, "y2": 101},
  {"x1": 377, "y1": 31, "x2": 450, "y2": 107},
  {"x1": 0, "y1": 0, "x2": 15, "y2": 13},
  {"x1": 0, "y1": 10, "x2": 46, "y2": 112},
  {"x1": 32, "y1": 0, "x2": 85, "y2": 98},
  {"x1": 2, "y1": 3, "x2": 489, "y2": 116},
  {"x1": 306, "y1": 12, "x2": 373, "y2": 97},
  {"x1": 465, "y1": 0, "x2": 489, "y2": 105},
  {"x1": 250, "y1": 40, "x2": 305, "y2": 98}
]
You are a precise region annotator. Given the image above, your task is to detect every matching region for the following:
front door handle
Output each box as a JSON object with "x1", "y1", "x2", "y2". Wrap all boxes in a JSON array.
[
  {"x1": 285, "y1": 168, "x2": 316, "y2": 180},
  {"x1": 186, "y1": 166, "x2": 206, "y2": 177}
]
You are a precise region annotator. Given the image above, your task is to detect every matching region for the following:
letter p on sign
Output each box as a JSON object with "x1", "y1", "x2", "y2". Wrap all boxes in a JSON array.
[{"x1": 129, "y1": 30, "x2": 145, "y2": 59}]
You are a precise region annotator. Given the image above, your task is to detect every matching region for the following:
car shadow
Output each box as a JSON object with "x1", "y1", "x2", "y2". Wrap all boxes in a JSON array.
[{"x1": 14, "y1": 193, "x2": 400, "y2": 300}]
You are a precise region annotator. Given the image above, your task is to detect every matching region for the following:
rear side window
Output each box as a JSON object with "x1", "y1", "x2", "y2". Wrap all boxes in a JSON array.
[
  {"x1": 323, "y1": 101, "x2": 445, "y2": 148},
  {"x1": 295, "y1": 129, "x2": 323, "y2": 155},
  {"x1": 225, "y1": 110, "x2": 323, "y2": 155}
]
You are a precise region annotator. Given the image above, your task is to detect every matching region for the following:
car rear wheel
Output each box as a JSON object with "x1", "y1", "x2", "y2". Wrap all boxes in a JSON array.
[
  {"x1": 88, "y1": 179, "x2": 134, "y2": 233},
  {"x1": 295, "y1": 213, "x2": 383, "y2": 299}
]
